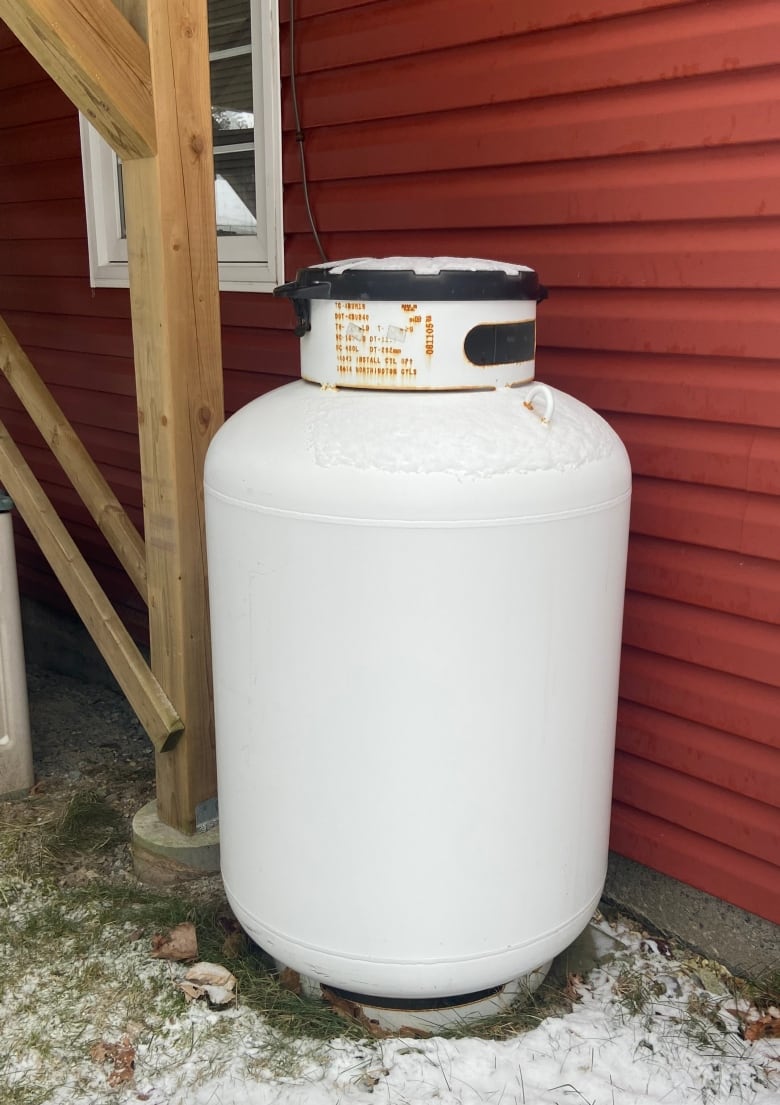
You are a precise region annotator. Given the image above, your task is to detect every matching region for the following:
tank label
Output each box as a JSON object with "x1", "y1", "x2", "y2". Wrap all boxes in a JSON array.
[
  {"x1": 306, "y1": 299, "x2": 538, "y2": 389},
  {"x1": 334, "y1": 301, "x2": 420, "y2": 382}
]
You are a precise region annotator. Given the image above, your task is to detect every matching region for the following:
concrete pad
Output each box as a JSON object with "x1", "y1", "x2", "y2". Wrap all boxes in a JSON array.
[
  {"x1": 132, "y1": 799, "x2": 220, "y2": 886},
  {"x1": 605, "y1": 853, "x2": 779, "y2": 978}
]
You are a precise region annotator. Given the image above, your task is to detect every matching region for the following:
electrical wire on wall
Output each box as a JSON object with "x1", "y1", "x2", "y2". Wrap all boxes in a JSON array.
[{"x1": 289, "y1": 0, "x2": 328, "y2": 263}]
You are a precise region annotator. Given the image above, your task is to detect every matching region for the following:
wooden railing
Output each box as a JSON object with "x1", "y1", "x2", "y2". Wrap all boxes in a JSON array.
[
  {"x1": 0, "y1": 319, "x2": 182, "y2": 752},
  {"x1": 0, "y1": 0, "x2": 224, "y2": 834}
]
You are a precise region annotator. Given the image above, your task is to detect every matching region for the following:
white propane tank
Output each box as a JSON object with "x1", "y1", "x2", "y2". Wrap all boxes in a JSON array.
[{"x1": 205, "y1": 258, "x2": 631, "y2": 1002}]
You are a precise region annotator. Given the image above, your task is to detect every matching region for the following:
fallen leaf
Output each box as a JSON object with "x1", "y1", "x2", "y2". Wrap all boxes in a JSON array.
[
  {"x1": 150, "y1": 922, "x2": 198, "y2": 962},
  {"x1": 213, "y1": 910, "x2": 247, "y2": 958},
  {"x1": 320, "y1": 988, "x2": 430, "y2": 1039},
  {"x1": 222, "y1": 928, "x2": 246, "y2": 958},
  {"x1": 176, "y1": 961, "x2": 238, "y2": 1007},
  {"x1": 322, "y1": 987, "x2": 382, "y2": 1034},
  {"x1": 278, "y1": 967, "x2": 302, "y2": 995},
  {"x1": 90, "y1": 1035, "x2": 135, "y2": 1086},
  {"x1": 745, "y1": 1015, "x2": 780, "y2": 1041},
  {"x1": 178, "y1": 980, "x2": 205, "y2": 1002},
  {"x1": 185, "y1": 962, "x2": 236, "y2": 989},
  {"x1": 177, "y1": 981, "x2": 236, "y2": 1006},
  {"x1": 565, "y1": 973, "x2": 584, "y2": 1000}
]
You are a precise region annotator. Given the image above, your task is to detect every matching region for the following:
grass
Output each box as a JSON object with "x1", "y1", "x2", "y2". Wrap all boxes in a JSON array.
[
  {"x1": 51, "y1": 789, "x2": 126, "y2": 853},
  {"x1": 439, "y1": 970, "x2": 575, "y2": 1041},
  {"x1": 0, "y1": 1072, "x2": 51, "y2": 1105},
  {"x1": 0, "y1": 778, "x2": 590, "y2": 1095},
  {"x1": 1, "y1": 778, "x2": 777, "y2": 1102},
  {"x1": 0, "y1": 786, "x2": 125, "y2": 878},
  {"x1": 611, "y1": 963, "x2": 666, "y2": 1017},
  {"x1": 734, "y1": 966, "x2": 780, "y2": 1013},
  {"x1": 0, "y1": 780, "x2": 365, "y2": 1097}
]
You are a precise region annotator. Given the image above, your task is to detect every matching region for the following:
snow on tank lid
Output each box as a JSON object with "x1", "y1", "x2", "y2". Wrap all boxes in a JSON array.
[
  {"x1": 323, "y1": 256, "x2": 534, "y2": 276},
  {"x1": 274, "y1": 257, "x2": 546, "y2": 336}
]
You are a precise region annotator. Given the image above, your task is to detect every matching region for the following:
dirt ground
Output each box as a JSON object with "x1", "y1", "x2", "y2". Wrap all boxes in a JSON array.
[
  {"x1": 20, "y1": 663, "x2": 227, "y2": 895},
  {"x1": 24, "y1": 664, "x2": 158, "y2": 875},
  {"x1": 27, "y1": 664, "x2": 153, "y2": 791}
]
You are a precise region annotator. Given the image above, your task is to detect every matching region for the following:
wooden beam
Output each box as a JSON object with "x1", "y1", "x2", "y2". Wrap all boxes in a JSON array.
[
  {"x1": 0, "y1": 315, "x2": 147, "y2": 602},
  {"x1": 112, "y1": 0, "x2": 147, "y2": 38},
  {"x1": 0, "y1": 0, "x2": 155, "y2": 160},
  {"x1": 122, "y1": 0, "x2": 224, "y2": 833},
  {"x1": 0, "y1": 419, "x2": 182, "y2": 752}
]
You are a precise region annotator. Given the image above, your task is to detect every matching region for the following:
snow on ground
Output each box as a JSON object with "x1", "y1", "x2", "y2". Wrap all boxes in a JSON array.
[
  {"x1": 124, "y1": 918, "x2": 780, "y2": 1105},
  {"x1": 3, "y1": 892, "x2": 778, "y2": 1105}
]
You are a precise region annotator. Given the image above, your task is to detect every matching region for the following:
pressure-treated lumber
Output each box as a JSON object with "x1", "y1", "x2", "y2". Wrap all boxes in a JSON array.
[
  {"x1": 122, "y1": 0, "x2": 224, "y2": 833},
  {"x1": 0, "y1": 420, "x2": 182, "y2": 752},
  {"x1": 0, "y1": 0, "x2": 155, "y2": 160},
  {"x1": 0, "y1": 315, "x2": 147, "y2": 602}
]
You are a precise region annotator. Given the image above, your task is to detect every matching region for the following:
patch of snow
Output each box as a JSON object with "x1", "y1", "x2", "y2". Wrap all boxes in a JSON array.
[
  {"x1": 308, "y1": 386, "x2": 617, "y2": 477},
  {"x1": 1, "y1": 890, "x2": 777, "y2": 1105},
  {"x1": 323, "y1": 257, "x2": 534, "y2": 275}
]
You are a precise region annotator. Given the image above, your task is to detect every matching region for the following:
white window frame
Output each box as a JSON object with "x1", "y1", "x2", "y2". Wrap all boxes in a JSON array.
[{"x1": 80, "y1": 0, "x2": 283, "y2": 293}]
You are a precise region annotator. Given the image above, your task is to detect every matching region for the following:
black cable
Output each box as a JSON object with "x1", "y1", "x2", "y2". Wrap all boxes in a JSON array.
[{"x1": 289, "y1": 0, "x2": 328, "y2": 263}]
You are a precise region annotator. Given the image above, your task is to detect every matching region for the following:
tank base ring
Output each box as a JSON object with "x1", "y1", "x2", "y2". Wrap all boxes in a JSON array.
[{"x1": 275, "y1": 959, "x2": 552, "y2": 1033}]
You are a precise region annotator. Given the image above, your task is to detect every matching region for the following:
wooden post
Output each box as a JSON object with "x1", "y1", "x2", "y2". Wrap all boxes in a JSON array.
[
  {"x1": 0, "y1": 0, "x2": 223, "y2": 833},
  {"x1": 121, "y1": 0, "x2": 223, "y2": 833}
]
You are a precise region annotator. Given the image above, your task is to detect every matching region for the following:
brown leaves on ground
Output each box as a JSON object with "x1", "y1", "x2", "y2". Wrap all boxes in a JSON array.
[
  {"x1": 725, "y1": 1003, "x2": 780, "y2": 1041},
  {"x1": 90, "y1": 1035, "x2": 135, "y2": 1086},
  {"x1": 564, "y1": 973, "x2": 584, "y2": 1001},
  {"x1": 150, "y1": 922, "x2": 198, "y2": 962},
  {"x1": 278, "y1": 967, "x2": 303, "y2": 995},
  {"x1": 177, "y1": 961, "x2": 237, "y2": 1007},
  {"x1": 215, "y1": 910, "x2": 247, "y2": 959},
  {"x1": 744, "y1": 1013, "x2": 780, "y2": 1041},
  {"x1": 321, "y1": 987, "x2": 430, "y2": 1039}
]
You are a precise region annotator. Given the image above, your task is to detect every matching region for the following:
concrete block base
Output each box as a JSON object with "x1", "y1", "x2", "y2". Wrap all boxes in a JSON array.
[
  {"x1": 132, "y1": 800, "x2": 220, "y2": 886},
  {"x1": 604, "y1": 853, "x2": 779, "y2": 978}
]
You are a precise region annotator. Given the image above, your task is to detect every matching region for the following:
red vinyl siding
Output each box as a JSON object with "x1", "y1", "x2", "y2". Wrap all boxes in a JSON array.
[{"x1": 1, "y1": 0, "x2": 778, "y2": 921}]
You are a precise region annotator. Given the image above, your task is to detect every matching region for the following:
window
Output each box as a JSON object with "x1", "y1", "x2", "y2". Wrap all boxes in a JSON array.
[{"x1": 80, "y1": 0, "x2": 283, "y2": 292}]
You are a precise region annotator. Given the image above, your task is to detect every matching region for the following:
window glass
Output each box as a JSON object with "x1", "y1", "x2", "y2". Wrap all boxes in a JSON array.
[
  {"x1": 207, "y1": 0, "x2": 251, "y2": 51},
  {"x1": 210, "y1": 46, "x2": 256, "y2": 237},
  {"x1": 80, "y1": 0, "x2": 282, "y2": 291}
]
